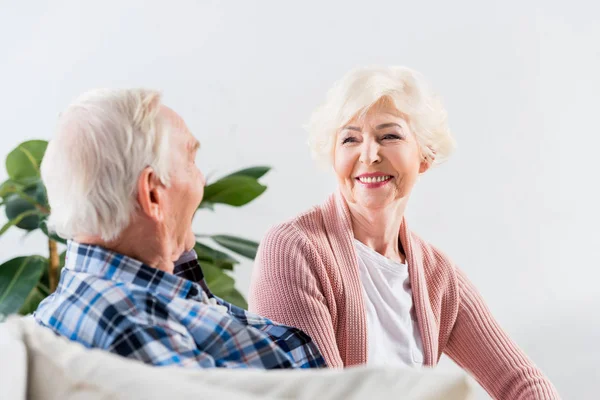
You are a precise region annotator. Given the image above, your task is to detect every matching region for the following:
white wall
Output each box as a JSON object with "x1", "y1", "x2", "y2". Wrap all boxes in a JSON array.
[{"x1": 1, "y1": 1, "x2": 598, "y2": 398}]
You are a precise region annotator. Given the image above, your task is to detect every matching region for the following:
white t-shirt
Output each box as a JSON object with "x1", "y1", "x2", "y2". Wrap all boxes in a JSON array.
[{"x1": 354, "y1": 239, "x2": 424, "y2": 367}]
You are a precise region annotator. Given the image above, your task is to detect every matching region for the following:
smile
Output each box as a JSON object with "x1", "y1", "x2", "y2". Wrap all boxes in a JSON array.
[{"x1": 355, "y1": 175, "x2": 393, "y2": 185}]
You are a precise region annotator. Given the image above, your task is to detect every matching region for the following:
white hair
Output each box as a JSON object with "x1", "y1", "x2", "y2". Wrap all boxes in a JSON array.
[
  {"x1": 307, "y1": 66, "x2": 456, "y2": 168},
  {"x1": 41, "y1": 88, "x2": 171, "y2": 241}
]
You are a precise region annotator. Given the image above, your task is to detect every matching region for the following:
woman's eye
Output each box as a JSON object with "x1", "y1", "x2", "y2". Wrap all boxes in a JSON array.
[
  {"x1": 382, "y1": 133, "x2": 402, "y2": 140},
  {"x1": 342, "y1": 137, "x2": 357, "y2": 144}
]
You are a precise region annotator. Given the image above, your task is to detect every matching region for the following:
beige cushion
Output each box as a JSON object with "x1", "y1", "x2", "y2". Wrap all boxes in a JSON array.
[
  {"x1": 3, "y1": 316, "x2": 473, "y2": 400},
  {"x1": 0, "y1": 318, "x2": 28, "y2": 400}
]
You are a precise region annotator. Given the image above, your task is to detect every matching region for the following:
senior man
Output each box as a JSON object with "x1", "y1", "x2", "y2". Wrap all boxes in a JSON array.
[{"x1": 34, "y1": 88, "x2": 324, "y2": 369}]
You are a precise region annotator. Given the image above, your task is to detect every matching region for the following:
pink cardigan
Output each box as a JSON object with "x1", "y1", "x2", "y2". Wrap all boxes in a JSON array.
[{"x1": 249, "y1": 191, "x2": 559, "y2": 399}]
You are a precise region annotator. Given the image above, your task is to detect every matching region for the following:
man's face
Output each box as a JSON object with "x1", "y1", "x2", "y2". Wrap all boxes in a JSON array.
[{"x1": 160, "y1": 106, "x2": 205, "y2": 259}]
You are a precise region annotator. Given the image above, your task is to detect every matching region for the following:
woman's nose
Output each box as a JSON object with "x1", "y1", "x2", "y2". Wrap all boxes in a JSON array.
[{"x1": 359, "y1": 139, "x2": 382, "y2": 165}]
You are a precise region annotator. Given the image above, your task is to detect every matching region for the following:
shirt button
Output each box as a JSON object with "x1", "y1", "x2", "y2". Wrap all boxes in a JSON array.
[{"x1": 188, "y1": 286, "x2": 199, "y2": 298}]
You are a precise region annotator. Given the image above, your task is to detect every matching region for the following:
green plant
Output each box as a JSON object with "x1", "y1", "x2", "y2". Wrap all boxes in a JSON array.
[{"x1": 0, "y1": 139, "x2": 268, "y2": 321}]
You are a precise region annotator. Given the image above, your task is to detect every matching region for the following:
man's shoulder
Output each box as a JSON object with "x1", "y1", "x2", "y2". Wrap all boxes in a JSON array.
[{"x1": 35, "y1": 270, "x2": 175, "y2": 347}]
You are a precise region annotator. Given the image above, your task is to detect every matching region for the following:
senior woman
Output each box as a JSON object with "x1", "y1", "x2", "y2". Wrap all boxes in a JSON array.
[{"x1": 249, "y1": 66, "x2": 559, "y2": 399}]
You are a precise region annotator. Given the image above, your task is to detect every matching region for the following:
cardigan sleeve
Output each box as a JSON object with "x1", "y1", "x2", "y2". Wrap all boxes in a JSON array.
[
  {"x1": 444, "y1": 267, "x2": 560, "y2": 399},
  {"x1": 249, "y1": 223, "x2": 344, "y2": 367}
]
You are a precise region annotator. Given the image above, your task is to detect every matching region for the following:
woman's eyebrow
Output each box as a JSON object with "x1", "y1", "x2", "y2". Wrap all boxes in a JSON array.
[{"x1": 375, "y1": 123, "x2": 402, "y2": 130}]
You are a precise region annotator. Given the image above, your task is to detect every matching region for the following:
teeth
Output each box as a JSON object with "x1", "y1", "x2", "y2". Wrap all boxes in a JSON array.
[{"x1": 359, "y1": 176, "x2": 390, "y2": 183}]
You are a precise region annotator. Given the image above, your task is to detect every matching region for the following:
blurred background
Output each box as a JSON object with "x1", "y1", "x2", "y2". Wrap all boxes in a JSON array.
[{"x1": 1, "y1": 1, "x2": 598, "y2": 398}]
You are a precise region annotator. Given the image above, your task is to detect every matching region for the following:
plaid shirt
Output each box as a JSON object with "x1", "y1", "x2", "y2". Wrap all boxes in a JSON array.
[{"x1": 34, "y1": 241, "x2": 325, "y2": 369}]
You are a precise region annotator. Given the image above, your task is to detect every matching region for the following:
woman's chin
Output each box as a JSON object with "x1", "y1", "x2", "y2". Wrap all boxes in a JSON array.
[
  {"x1": 354, "y1": 195, "x2": 397, "y2": 210},
  {"x1": 341, "y1": 185, "x2": 405, "y2": 210}
]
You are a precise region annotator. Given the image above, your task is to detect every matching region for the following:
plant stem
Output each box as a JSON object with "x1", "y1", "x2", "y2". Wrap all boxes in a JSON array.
[
  {"x1": 48, "y1": 238, "x2": 59, "y2": 292},
  {"x1": 37, "y1": 282, "x2": 51, "y2": 296}
]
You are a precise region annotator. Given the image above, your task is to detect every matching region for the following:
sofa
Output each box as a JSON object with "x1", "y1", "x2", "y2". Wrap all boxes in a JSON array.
[{"x1": 0, "y1": 316, "x2": 473, "y2": 400}]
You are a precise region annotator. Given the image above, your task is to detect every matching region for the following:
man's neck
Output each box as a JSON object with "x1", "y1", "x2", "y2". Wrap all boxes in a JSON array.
[{"x1": 74, "y1": 223, "x2": 175, "y2": 274}]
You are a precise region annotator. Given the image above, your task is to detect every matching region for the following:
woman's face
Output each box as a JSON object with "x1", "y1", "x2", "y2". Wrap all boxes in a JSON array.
[{"x1": 333, "y1": 101, "x2": 430, "y2": 210}]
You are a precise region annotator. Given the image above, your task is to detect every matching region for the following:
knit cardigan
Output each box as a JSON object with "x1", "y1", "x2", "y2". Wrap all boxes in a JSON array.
[{"x1": 249, "y1": 191, "x2": 559, "y2": 400}]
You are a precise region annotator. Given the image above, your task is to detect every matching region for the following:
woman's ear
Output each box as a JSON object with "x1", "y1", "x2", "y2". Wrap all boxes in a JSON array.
[
  {"x1": 136, "y1": 167, "x2": 164, "y2": 222},
  {"x1": 419, "y1": 147, "x2": 436, "y2": 174}
]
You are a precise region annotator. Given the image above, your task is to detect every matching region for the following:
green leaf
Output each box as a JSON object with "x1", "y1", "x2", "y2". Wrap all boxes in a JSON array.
[
  {"x1": 7, "y1": 190, "x2": 39, "y2": 208},
  {"x1": 210, "y1": 235, "x2": 259, "y2": 260},
  {"x1": 197, "y1": 201, "x2": 215, "y2": 211},
  {"x1": 39, "y1": 251, "x2": 66, "y2": 291},
  {"x1": 18, "y1": 287, "x2": 47, "y2": 315},
  {"x1": 220, "y1": 288, "x2": 248, "y2": 309},
  {"x1": 201, "y1": 176, "x2": 267, "y2": 207},
  {"x1": 0, "y1": 209, "x2": 41, "y2": 235},
  {"x1": 194, "y1": 242, "x2": 238, "y2": 270},
  {"x1": 3, "y1": 184, "x2": 47, "y2": 232},
  {"x1": 0, "y1": 180, "x2": 22, "y2": 199},
  {"x1": 6, "y1": 140, "x2": 48, "y2": 180},
  {"x1": 4, "y1": 187, "x2": 44, "y2": 215},
  {"x1": 0, "y1": 256, "x2": 46, "y2": 321},
  {"x1": 223, "y1": 166, "x2": 271, "y2": 180},
  {"x1": 201, "y1": 262, "x2": 236, "y2": 296},
  {"x1": 200, "y1": 262, "x2": 247, "y2": 308},
  {"x1": 195, "y1": 241, "x2": 238, "y2": 263},
  {"x1": 39, "y1": 219, "x2": 67, "y2": 244},
  {"x1": 0, "y1": 177, "x2": 41, "y2": 199},
  {"x1": 34, "y1": 181, "x2": 48, "y2": 209}
]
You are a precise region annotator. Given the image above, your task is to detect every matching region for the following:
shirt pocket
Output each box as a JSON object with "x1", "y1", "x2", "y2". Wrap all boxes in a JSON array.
[
  {"x1": 411, "y1": 318, "x2": 425, "y2": 365},
  {"x1": 412, "y1": 346, "x2": 424, "y2": 364}
]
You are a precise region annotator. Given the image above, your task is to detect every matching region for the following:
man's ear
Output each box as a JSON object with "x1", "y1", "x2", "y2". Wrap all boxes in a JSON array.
[{"x1": 137, "y1": 167, "x2": 164, "y2": 221}]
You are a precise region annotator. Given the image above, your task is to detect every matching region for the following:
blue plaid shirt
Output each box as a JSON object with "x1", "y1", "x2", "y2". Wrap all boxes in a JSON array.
[{"x1": 34, "y1": 241, "x2": 325, "y2": 369}]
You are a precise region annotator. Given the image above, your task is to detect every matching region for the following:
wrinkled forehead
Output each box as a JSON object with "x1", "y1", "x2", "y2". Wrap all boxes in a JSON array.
[
  {"x1": 160, "y1": 105, "x2": 188, "y2": 132},
  {"x1": 160, "y1": 105, "x2": 199, "y2": 148}
]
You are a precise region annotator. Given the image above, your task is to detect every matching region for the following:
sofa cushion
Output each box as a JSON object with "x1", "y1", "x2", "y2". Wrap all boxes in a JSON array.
[
  {"x1": 3, "y1": 316, "x2": 473, "y2": 399},
  {"x1": 0, "y1": 318, "x2": 28, "y2": 400}
]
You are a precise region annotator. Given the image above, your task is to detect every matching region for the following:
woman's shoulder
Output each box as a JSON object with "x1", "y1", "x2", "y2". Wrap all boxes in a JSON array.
[
  {"x1": 256, "y1": 205, "x2": 334, "y2": 279},
  {"x1": 263, "y1": 204, "x2": 329, "y2": 244},
  {"x1": 407, "y1": 229, "x2": 458, "y2": 279}
]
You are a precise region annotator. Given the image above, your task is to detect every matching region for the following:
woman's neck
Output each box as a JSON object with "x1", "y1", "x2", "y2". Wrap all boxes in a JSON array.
[{"x1": 347, "y1": 199, "x2": 407, "y2": 263}]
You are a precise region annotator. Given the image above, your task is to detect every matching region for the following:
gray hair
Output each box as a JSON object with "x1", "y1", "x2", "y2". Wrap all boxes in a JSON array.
[
  {"x1": 42, "y1": 88, "x2": 171, "y2": 241},
  {"x1": 307, "y1": 66, "x2": 456, "y2": 167}
]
